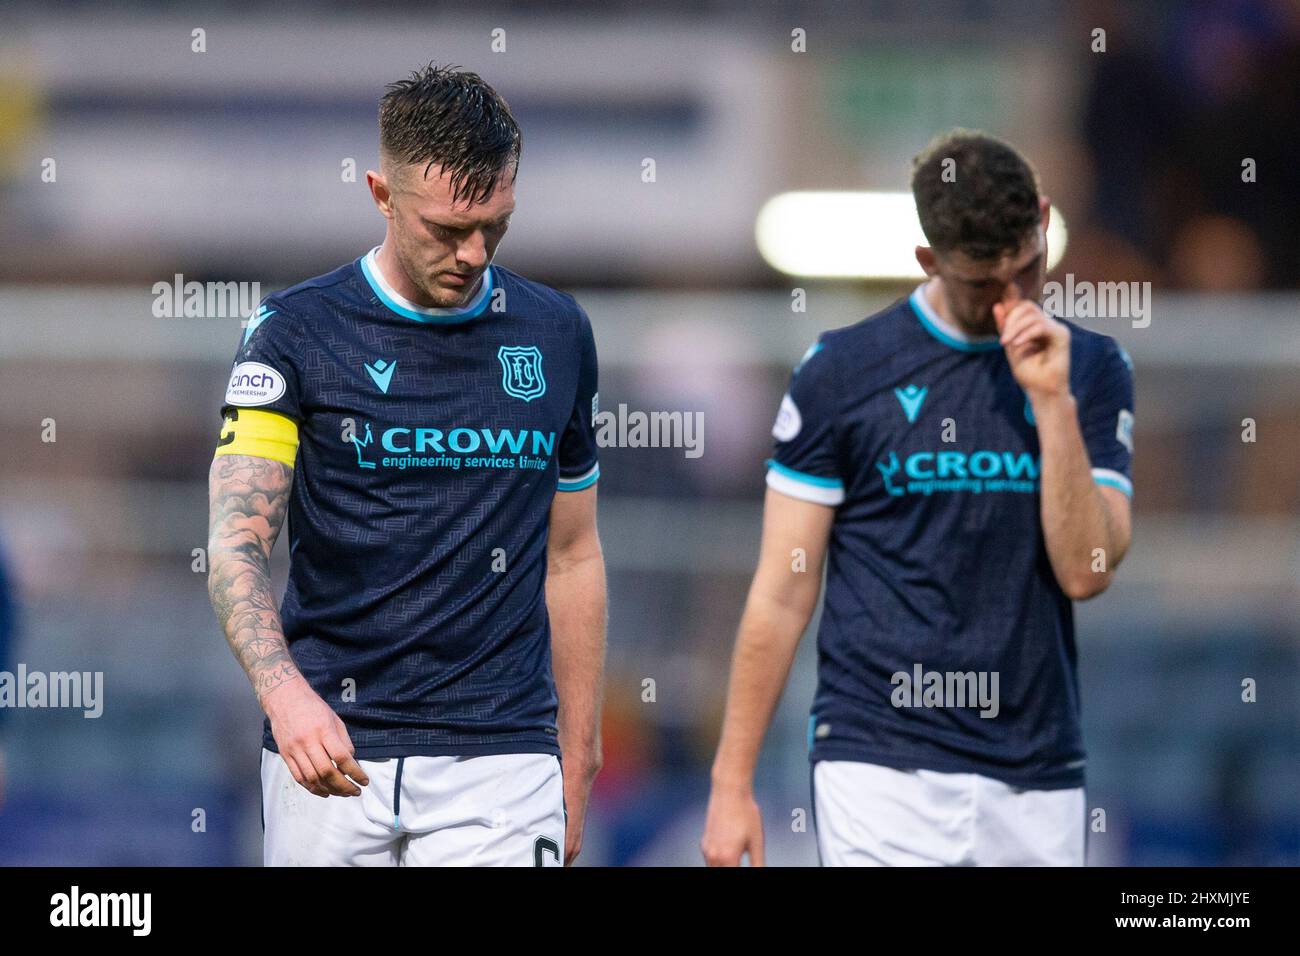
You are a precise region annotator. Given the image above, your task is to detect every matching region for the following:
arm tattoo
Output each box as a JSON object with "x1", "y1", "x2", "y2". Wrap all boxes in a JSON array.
[{"x1": 207, "y1": 453, "x2": 300, "y2": 703}]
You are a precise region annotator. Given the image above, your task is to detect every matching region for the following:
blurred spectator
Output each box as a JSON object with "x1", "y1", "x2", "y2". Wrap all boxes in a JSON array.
[
  {"x1": 1080, "y1": 0, "x2": 1300, "y2": 288},
  {"x1": 1169, "y1": 214, "x2": 1266, "y2": 289}
]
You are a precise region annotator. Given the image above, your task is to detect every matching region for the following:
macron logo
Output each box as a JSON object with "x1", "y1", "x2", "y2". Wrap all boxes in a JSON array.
[
  {"x1": 364, "y1": 358, "x2": 397, "y2": 394},
  {"x1": 894, "y1": 384, "x2": 928, "y2": 424}
]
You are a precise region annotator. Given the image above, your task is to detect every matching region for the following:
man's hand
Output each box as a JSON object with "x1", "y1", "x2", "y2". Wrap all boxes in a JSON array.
[
  {"x1": 561, "y1": 758, "x2": 599, "y2": 865},
  {"x1": 546, "y1": 484, "x2": 607, "y2": 866},
  {"x1": 701, "y1": 783, "x2": 765, "y2": 866},
  {"x1": 998, "y1": 286, "x2": 1134, "y2": 599},
  {"x1": 994, "y1": 286, "x2": 1070, "y2": 398},
  {"x1": 703, "y1": 488, "x2": 833, "y2": 867},
  {"x1": 208, "y1": 452, "x2": 369, "y2": 800},
  {"x1": 263, "y1": 679, "x2": 369, "y2": 798}
]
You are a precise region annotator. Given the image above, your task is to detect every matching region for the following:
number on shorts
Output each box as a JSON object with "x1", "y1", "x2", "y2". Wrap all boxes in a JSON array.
[{"x1": 533, "y1": 836, "x2": 561, "y2": 867}]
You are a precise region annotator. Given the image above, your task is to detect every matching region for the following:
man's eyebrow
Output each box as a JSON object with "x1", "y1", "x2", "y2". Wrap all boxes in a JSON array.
[
  {"x1": 959, "y1": 252, "x2": 1040, "y2": 283},
  {"x1": 423, "y1": 210, "x2": 514, "y2": 228}
]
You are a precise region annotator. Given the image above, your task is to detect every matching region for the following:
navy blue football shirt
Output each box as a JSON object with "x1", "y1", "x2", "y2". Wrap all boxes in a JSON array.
[
  {"x1": 768, "y1": 283, "x2": 1133, "y2": 788},
  {"x1": 220, "y1": 248, "x2": 599, "y2": 758}
]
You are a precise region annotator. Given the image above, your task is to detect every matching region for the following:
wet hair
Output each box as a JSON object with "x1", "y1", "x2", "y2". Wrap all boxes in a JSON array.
[{"x1": 379, "y1": 63, "x2": 521, "y2": 205}]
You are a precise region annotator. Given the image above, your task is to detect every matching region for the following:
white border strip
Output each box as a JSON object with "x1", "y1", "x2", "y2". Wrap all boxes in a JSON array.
[
  {"x1": 766, "y1": 466, "x2": 845, "y2": 506},
  {"x1": 1092, "y1": 467, "x2": 1133, "y2": 497}
]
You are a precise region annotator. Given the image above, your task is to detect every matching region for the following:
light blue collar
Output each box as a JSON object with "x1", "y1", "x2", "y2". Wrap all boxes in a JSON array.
[
  {"x1": 359, "y1": 246, "x2": 494, "y2": 323},
  {"x1": 909, "y1": 282, "x2": 1001, "y2": 352}
]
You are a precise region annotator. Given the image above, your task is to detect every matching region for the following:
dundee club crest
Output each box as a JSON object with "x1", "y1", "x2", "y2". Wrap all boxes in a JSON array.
[{"x1": 497, "y1": 345, "x2": 546, "y2": 402}]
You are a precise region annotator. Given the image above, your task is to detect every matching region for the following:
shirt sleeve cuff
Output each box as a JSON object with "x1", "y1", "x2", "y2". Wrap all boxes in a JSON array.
[
  {"x1": 557, "y1": 463, "x2": 599, "y2": 492},
  {"x1": 1091, "y1": 467, "x2": 1132, "y2": 497},
  {"x1": 766, "y1": 460, "x2": 845, "y2": 506}
]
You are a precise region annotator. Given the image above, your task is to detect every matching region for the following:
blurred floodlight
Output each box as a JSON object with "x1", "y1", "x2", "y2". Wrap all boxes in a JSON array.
[{"x1": 755, "y1": 191, "x2": 1067, "y2": 279}]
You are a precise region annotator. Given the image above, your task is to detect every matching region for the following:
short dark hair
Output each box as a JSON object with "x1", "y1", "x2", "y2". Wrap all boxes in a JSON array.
[
  {"x1": 911, "y1": 129, "x2": 1041, "y2": 261},
  {"x1": 379, "y1": 63, "x2": 521, "y2": 205}
]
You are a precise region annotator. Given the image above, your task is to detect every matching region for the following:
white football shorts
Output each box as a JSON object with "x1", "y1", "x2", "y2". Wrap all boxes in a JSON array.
[
  {"x1": 261, "y1": 748, "x2": 565, "y2": 866},
  {"x1": 812, "y1": 759, "x2": 1086, "y2": 866}
]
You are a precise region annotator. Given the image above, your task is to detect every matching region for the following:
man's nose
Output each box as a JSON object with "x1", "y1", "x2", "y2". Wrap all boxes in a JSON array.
[{"x1": 456, "y1": 231, "x2": 488, "y2": 268}]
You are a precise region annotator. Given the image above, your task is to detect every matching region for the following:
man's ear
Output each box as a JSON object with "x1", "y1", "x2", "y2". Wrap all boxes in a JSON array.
[
  {"x1": 367, "y1": 169, "x2": 395, "y2": 219},
  {"x1": 1039, "y1": 195, "x2": 1051, "y2": 230},
  {"x1": 915, "y1": 245, "x2": 938, "y2": 277}
]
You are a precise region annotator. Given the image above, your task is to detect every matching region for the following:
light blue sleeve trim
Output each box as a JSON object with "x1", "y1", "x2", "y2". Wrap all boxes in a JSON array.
[
  {"x1": 766, "y1": 459, "x2": 843, "y2": 489},
  {"x1": 1092, "y1": 468, "x2": 1133, "y2": 497},
  {"x1": 765, "y1": 460, "x2": 845, "y2": 506},
  {"x1": 557, "y1": 465, "x2": 599, "y2": 492}
]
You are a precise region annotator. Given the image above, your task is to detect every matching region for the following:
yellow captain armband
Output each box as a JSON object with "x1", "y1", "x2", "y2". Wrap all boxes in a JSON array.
[{"x1": 214, "y1": 408, "x2": 299, "y2": 466}]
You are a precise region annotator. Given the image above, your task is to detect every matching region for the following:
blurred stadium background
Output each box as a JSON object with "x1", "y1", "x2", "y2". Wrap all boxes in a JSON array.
[{"x1": 0, "y1": 1, "x2": 1297, "y2": 865}]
